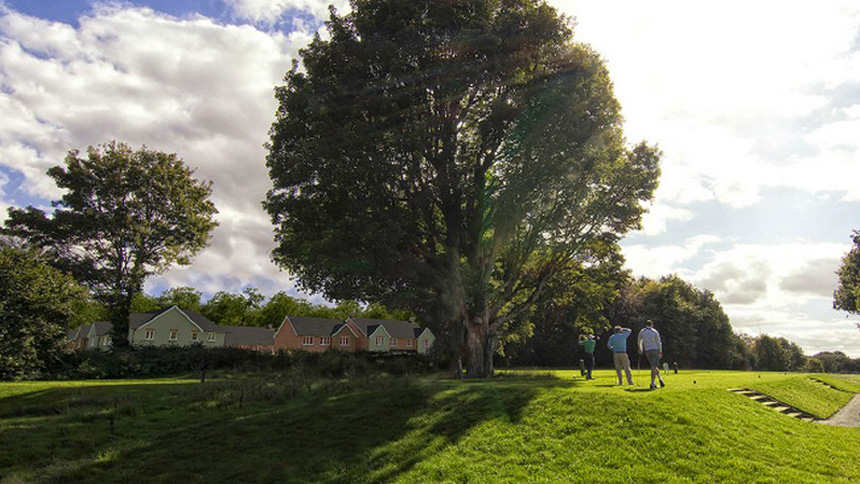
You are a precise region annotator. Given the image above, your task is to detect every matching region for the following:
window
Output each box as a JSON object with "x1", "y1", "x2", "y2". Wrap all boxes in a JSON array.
[
  {"x1": 191, "y1": 332, "x2": 199, "y2": 342},
  {"x1": 406, "y1": 339, "x2": 412, "y2": 348},
  {"x1": 320, "y1": 337, "x2": 331, "y2": 346},
  {"x1": 208, "y1": 332, "x2": 216, "y2": 342},
  {"x1": 302, "y1": 336, "x2": 314, "y2": 346},
  {"x1": 102, "y1": 336, "x2": 111, "y2": 346},
  {"x1": 339, "y1": 336, "x2": 349, "y2": 347},
  {"x1": 423, "y1": 339, "x2": 430, "y2": 349},
  {"x1": 376, "y1": 336, "x2": 384, "y2": 346},
  {"x1": 169, "y1": 330, "x2": 178, "y2": 341},
  {"x1": 390, "y1": 338, "x2": 397, "y2": 347},
  {"x1": 145, "y1": 329, "x2": 155, "y2": 341}
]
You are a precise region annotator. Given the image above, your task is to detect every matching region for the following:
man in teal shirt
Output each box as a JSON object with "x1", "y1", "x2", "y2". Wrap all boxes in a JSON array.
[
  {"x1": 578, "y1": 333, "x2": 598, "y2": 380},
  {"x1": 607, "y1": 326, "x2": 634, "y2": 385}
]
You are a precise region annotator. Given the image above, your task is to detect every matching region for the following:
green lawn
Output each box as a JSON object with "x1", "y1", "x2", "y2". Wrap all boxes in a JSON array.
[{"x1": 1, "y1": 369, "x2": 858, "y2": 483}]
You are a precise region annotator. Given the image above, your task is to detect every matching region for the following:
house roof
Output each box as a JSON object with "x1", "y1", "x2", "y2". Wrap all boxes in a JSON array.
[
  {"x1": 130, "y1": 307, "x2": 225, "y2": 333},
  {"x1": 224, "y1": 326, "x2": 275, "y2": 346},
  {"x1": 285, "y1": 316, "x2": 345, "y2": 336},
  {"x1": 90, "y1": 321, "x2": 112, "y2": 336},
  {"x1": 350, "y1": 318, "x2": 424, "y2": 340},
  {"x1": 366, "y1": 324, "x2": 391, "y2": 338}
]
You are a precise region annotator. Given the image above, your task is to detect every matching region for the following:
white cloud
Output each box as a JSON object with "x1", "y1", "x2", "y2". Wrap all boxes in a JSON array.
[
  {"x1": 622, "y1": 234, "x2": 721, "y2": 279},
  {"x1": 692, "y1": 242, "x2": 846, "y2": 306},
  {"x1": 635, "y1": 202, "x2": 693, "y2": 236},
  {"x1": 0, "y1": 6, "x2": 311, "y2": 296},
  {"x1": 552, "y1": 1, "x2": 860, "y2": 208},
  {"x1": 224, "y1": 0, "x2": 350, "y2": 24}
]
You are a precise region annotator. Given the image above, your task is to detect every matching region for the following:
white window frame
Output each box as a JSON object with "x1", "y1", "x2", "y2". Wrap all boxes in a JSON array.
[
  {"x1": 207, "y1": 332, "x2": 216, "y2": 342},
  {"x1": 423, "y1": 339, "x2": 430, "y2": 349},
  {"x1": 320, "y1": 337, "x2": 331, "y2": 346},
  {"x1": 145, "y1": 329, "x2": 155, "y2": 341},
  {"x1": 339, "y1": 336, "x2": 349, "y2": 347},
  {"x1": 406, "y1": 339, "x2": 412, "y2": 348},
  {"x1": 169, "y1": 329, "x2": 178, "y2": 342},
  {"x1": 376, "y1": 336, "x2": 384, "y2": 346},
  {"x1": 191, "y1": 332, "x2": 199, "y2": 342},
  {"x1": 390, "y1": 338, "x2": 397, "y2": 347},
  {"x1": 302, "y1": 336, "x2": 314, "y2": 346}
]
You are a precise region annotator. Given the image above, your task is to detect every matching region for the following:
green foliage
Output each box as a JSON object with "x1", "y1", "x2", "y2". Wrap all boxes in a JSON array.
[
  {"x1": 3, "y1": 141, "x2": 218, "y2": 346},
  {"x1": 834, "y1": 230, "x2": 860, "y2": 315},
  {"x1": 156, "y1": 287, "x2": 203, "y2": 312},
  {"x1": 610, "y1": 275, "x2": 745, "y2": 369},
  {"x1": 0, "y1": 244, "x2": 87, "y2": 379},
  {"x1": 48, "y1": 346, "x2": 439, "y2": 380},
  {"x1": 812, "y1": 351, "x2": 860, "y2": 373},
  {"x1": 264, "y1": 0, "x2": 660, "y2": 376},
  {"x1": 201, "y1": 288, "x2": 265, "y2": 326},
  {"x1": 501, "y1": 244, "x2": 629, "y2": 366},
  {"x1": 749, "y1": 335, "x2": 808, "y2": 372}
]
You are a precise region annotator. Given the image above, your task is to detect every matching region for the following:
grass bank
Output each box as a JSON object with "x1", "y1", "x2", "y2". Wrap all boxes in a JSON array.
[{"x1": 0, "y1": 369, "x2": 858, "y2": 483}]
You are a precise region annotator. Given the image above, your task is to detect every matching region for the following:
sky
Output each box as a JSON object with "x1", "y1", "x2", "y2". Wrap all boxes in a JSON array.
[{"x1": 1, "y1": 0, "x2": 859, "y2": 357}]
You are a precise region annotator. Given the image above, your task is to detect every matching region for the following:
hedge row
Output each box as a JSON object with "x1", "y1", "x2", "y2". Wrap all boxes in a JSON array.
[{"x1": 43, "y1": 346, "x2": 442, "y2": 380}]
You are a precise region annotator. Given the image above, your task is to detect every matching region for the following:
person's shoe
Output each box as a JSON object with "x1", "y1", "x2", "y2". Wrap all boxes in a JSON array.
[
  {"x1": 650, "y1": 384, "x2": 657, "y2": 390},
  {"x1": 659, "y1": 379, "x2": 665, "y2": 388}
]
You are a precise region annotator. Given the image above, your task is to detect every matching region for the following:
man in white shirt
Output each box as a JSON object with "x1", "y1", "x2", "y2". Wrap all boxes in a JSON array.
[{"x1": 638, "y1": 320, "x2": 665, "y2": 389}]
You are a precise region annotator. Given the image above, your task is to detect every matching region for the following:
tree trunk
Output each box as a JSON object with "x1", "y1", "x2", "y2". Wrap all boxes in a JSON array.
[
  {"x1": 463, "y1": 316, "x2": 490, "y2": 378},
  {"x1": 109, "y1": 291, "x2": 133, "y2": 350}
]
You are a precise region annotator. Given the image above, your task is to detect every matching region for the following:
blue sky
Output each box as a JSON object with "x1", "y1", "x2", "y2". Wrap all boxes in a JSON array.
[{"x1": 2, "y1": 0, "x2": 860, "y2": 356}]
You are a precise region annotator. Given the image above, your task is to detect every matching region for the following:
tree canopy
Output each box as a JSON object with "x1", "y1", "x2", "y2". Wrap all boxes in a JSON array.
[
  {"x1": 0, "y1": 243, "x2": 87, "y2": 379},
  {"x1": 3, "y1": 141, "x2": 218, "y2": 346},
  {"x1": 834, "y1": 230, "x2": 860, "y2": 317},
  {"x1": 264, "y1": 0, "x2": 660, "y2": 376}
]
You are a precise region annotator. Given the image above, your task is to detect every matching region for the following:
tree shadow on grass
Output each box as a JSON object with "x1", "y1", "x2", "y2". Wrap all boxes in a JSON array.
[{"x1": 0, "y1": 374, "x2": 578, "y2": 484}]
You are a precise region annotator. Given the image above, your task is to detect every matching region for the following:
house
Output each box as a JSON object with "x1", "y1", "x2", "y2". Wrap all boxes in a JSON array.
[
  {"x1": 67, "y1": 306, "x2": 232, "y2": 350},
  {"x1": 349, "y1": 318, "x2": 436, "y2": 354},
  {"x1": 67, "y1": 324, "x2": 91, "y2": 351},
  {"x1": 273, "y1": 315, "x2": 434, "y2": 354},
  {"x1": 86, "y1": 321, "x2": 113, "y2": 351},
  {"x1": 273, "y1": 316, "x2": 349, "y2": 353},
  {"x1": 66, "y1": 307, "x2": 434, "y2": 355},
  {"x1": 225, "y1": 326, "x2": 276, "y2": 353},
  {"x1": 128, "y1": 306, "x2": 228, "y2": 347}
]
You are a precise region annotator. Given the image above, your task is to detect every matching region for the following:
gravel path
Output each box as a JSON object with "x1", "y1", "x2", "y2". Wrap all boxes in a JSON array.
[{"x1": 817, "y1": 394, "x2": 860, "y2": 427}]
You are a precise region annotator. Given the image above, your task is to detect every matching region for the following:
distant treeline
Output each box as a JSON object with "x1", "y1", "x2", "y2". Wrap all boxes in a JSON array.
[
  {"x1": 500, "y1": 275, "x2": 829, "y2": 373},
  {"x1": 75, "y1": 287, "x2": 416, "y2": 329}
]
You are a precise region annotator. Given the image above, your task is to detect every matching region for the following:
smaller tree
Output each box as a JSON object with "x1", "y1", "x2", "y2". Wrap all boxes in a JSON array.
[
  {"x1": 3, "y1": 141, "x2": 218, "y2": 346},
  {"x1": 201, "y1": 288, "x2": 264, "y2": 326},
  {"x1": 0, "y1": 244, "x2": 87, "y2": 379},
  {"x1": 157, "y1": 287, "x2": 203, "y2": 312},
  {"x1": 751, "y1": 335, "x2": 791, "y2": 371},
  {"x1": 834, "y1": 230, "x2": 860, "y2": 316}
]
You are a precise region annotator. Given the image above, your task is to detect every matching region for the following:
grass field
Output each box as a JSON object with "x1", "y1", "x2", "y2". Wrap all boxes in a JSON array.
[{"x1": 1, "y1": 369, "x2": 859, "y2": 483}]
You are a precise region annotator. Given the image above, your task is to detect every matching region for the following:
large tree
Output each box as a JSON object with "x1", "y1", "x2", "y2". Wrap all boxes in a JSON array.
[
  {"x1": 264, "y1": 0, "x2": 660, "y2": 377},
  {"x1": 834, "y1": 230, "x2": 860, "y2": 317},
  {"x1": 0, "y1": 243, "x2": 87, "y2": 379},
  {"x1": 3, "y1": 141, "x2": 218, "y2": 347}
]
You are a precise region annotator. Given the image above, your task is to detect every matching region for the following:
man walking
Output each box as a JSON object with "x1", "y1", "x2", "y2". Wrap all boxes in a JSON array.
[
  {"x1": 578, "y1": 333, "x2": 598, "y2": 380},
  {"x1": 607, "y1": 326, "x2": 634, "y2": 385},
  {"x1": 638, "y1": 320, "x2": 665, "y2": 389}
]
